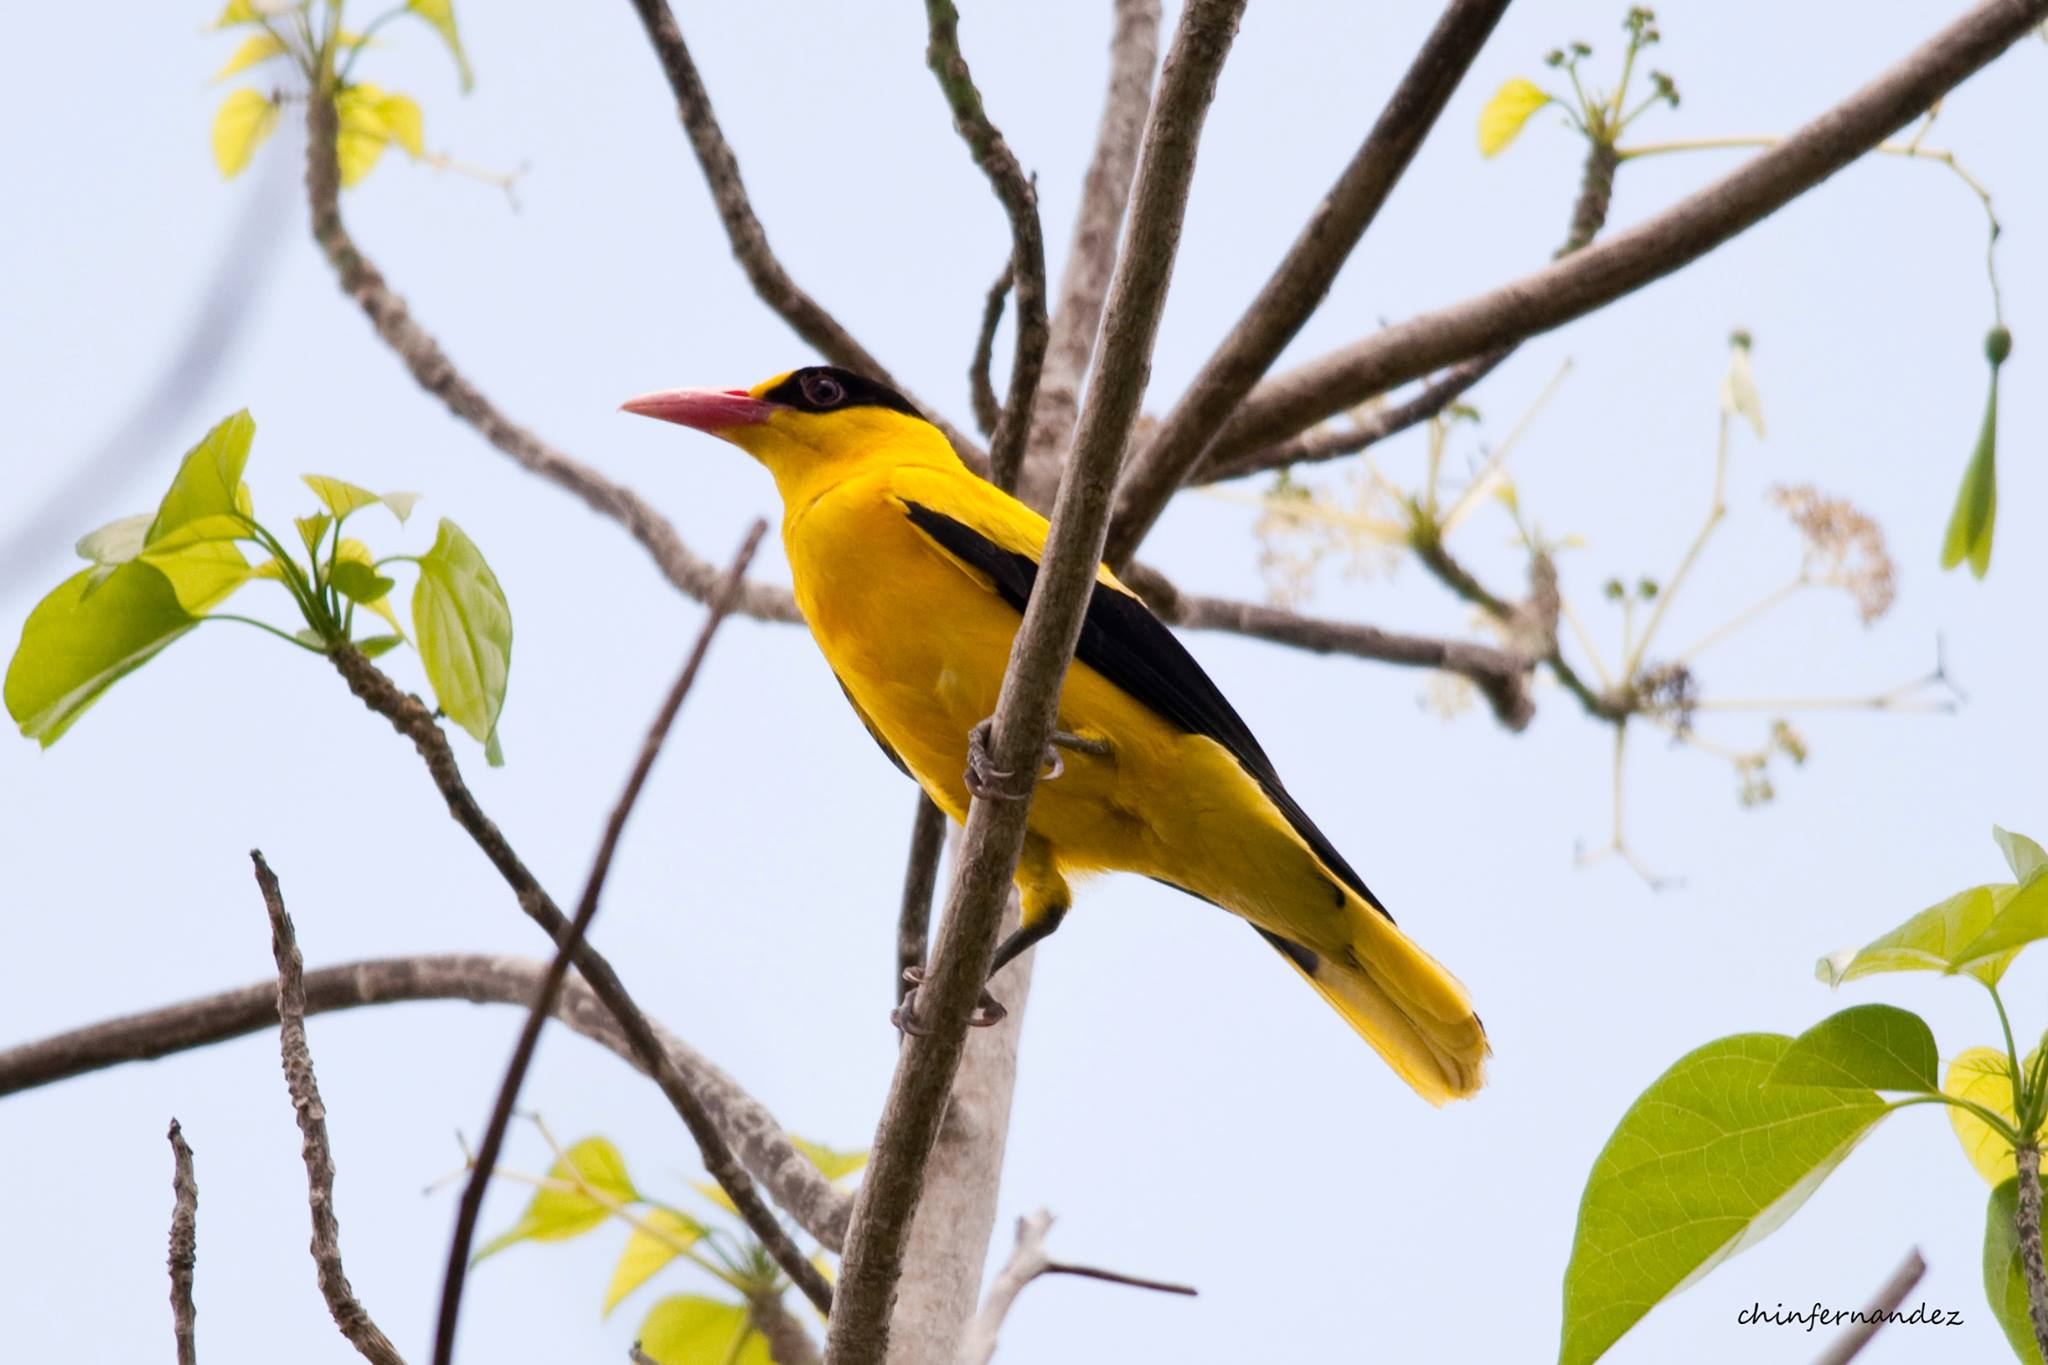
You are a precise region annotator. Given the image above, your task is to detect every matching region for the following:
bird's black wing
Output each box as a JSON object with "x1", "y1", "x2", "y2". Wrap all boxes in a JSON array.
[{"x1": 901, "y1": 500, "x2": 1390, "y2": 920}]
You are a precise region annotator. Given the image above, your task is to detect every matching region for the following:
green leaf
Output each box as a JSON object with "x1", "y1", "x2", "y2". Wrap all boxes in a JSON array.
[
  {"x1": 636, "y1": 1296, "x2": 768, "y2": 1365},
  {"x1": 5, "y1": 563, "x2": 198, "y2": 746},
  {"x1": 149, "y1": 411, "x2": 255, "y2": 548},
  {"x1": 408, "y1": 0, "x2": 475, "y2": 90},
  {"x1": 329, "y1": 560, "x2": 396, "y2": 606},
  {"x1": 1478, "y1": 77, "x2": 1551, "y2": 157},
  {"x1": 1558, "y1": 1034, "x2": 1888, "y2": 1365},
  {"x1": 604, "y1": 1207, "x2": 707, "y2": 1317},
  {"x1": 1952, "y1": 877, "x2": 2048, "y2": 979},
  {"x1": 208, "y1": 0, "x2": 261, "y2": 27},
  {"x1": 212, "y1": 88, "x2": 278, "y2": 179},
  {"x1": 473, "y1": 1137, "x2": 636, "y2": 1262},
  {"x1": 144, "y1": 540, "x2": 252, "y2": 615},
  {"x1": 1985, "y1": 1177, "x2": 2048, "y2": 1364},
  {"x1": 300, "y1": 474, "x2": 383, "y2": 521},
  {"x1": 483, "y1": 727, "x2": 505, "y2": 768},
  {"x1": 412, "y1": 519, "x2": 512, "y2": 749},
  {"x1": 1942, "y1": 363, "x2": 2000, "y2": 578},
  {"x1": 381, "y1": 490, "x2": 423, "y2": 524},
  {"x1": 1764, "y1": 1004, "x2": 1939, "y2": 1093},
  {"x1": 1947, "y1": 1047, "x2": 2035, "y2": 1186},
  {"x1": 211, "y1": 32, "x2": 285, "y2": 82},
  {"x1": 691, "y1": 1181, "x2": 740, "y2": 1218},
  {"x1": 333, "y1": 538, "x2": 405, "y2": 638},
  {"x1": 75, "y1": 513, "x2": 153, "y2": 568},
  {"x1": 790, "y1": 1136, "x2": 868, "y2": 1183},
  {"x1": 295, "y1": 513, "x2": 333, "y2": 559},
  {"x1": 355, "y1": 634, "x2": 405, "y2": 659},
  {"x1": 1817, "y1": 884, "x2": 2019, "y2": 987},
  {"x1": 1996, "y1": 827, "x2": 2048, "y2": 884}
]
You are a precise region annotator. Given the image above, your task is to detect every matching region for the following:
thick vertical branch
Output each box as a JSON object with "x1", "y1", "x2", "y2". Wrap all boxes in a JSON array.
[
  {"x1": 167, "y1": 1119, "x2": 199, "y2": 1365},
  {"x1": 749, "y1": 1293, "x2": 824, "y2": 1365},
  {"x1": 2018, "y1": 1146, "x2": 2048, "y2": 1359},
  {"x1": 1105, "y1": 0, "x2": 1514, "y2": 564},
  {"x1": 822, "y1": 4, "x2": 1247, "y2": 1361},
  {"x1": 925, "y1": 0, "x2": 1048, "y2": 490},
  {"x1": 1019, "y1": 0, "x2": 1162, "y2": 508}
]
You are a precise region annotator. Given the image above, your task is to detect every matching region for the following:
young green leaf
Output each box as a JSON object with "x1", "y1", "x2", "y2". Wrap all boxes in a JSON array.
[
  {"x1": 295, "y1": 513, "x2": 333, "y2": 560},
  {"x1": 1478, "y1": 77, "x2": 1551, "y2": 157},
  {"x1": 1951, "y1": 877, "x2": 2048, "y2": 979},
  {"x1": 301, "y1": 475, "x2": 384, "y2": 521},
  {"x1": 333, "y1": 539, "x2": 405, "y2": 637},
  {"x1": 472, "y1": 1137, "x2": 637, "y2": 1262},
  {"x1": 355, "y1": 634, "x2": 405, "y2": 659},
  {"x1": 690, "y1": 1180, "x2": 741, "y2": 1218},
  {"x1": 208, "y1": 0, "x2": 261, "y2": 27},
  {"x1": 1984, "y1": 1176, "x2": 2048, "y2": 1364},
  {"x1": 329, "y1": 560, "x2": 396, "y2": 606},
  {"x1": 1718, "y1": 333, "x2": 1765, "y2": 438},
  {"x1": 75, "y1": 513, "x2": 154, "y2": 569},
  {"x1": 637, "y1": 1296, "x2": 768, "y2": 1365},
  {"x1": 1942, "y1": 331, "x2": 2007, "y2": 578},
  {"x1": 212, "y1": 89, "x2": 279, "y2": 179},
  {"x1": 380, "y1": 490, "x2": 423, "y2": 524},
  {"x1": 150, "y1": 411, "x2": 255, "y2": 547},
  {"x1": 332, "y1": 84, "x2": 425, "y2": 187},
  {"x1": 144, "y1": 541, "x2": 252, "y2": 615},
  {"x1": 1817, "y1": 884, "x2": 2019, "y2": 987},
  {"x1": 1947, "y1": 1048, "x2": 2032, "y2": 1186},
  {"x1": 1764, "y1": 1004, "x2": 1939, "y2": 1093},
  {"x1": 1559, "y1": 1035, "x2": 1888, "y2": 1365},
  {"x1": 211, "y1": 32, "x2": 286, "y2": 82},
  {"x1": 408, "y1": 0, "x2": 475, "y2": 91},
  {"x1": 5, "y1": 564, "x2": 198, "y2": 746},
  {"x1": 1995, "y1": 827, "x2": 2048, "y2": 884},
  {"x1": 603, "y1": 1207, "x2": 708, "y2": 1317},
  {"x1": 790, "y1": 1136, "x2": 869, "y2": 1183},
  {"x1": 412, "y1": 518, "x2": 511, "y2": 750}
]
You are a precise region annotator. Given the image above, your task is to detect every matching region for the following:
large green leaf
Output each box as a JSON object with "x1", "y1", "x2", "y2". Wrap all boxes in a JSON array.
[
  {"x1": 412, "y1": 518, "x2": 511, "y2": 754},
  {"x1": 1559, "y1": 1034, "x2": 1888, "y2": 1365},
  {"x1": 1765, "y1": 1005, "x2": 1939, "y2": 1093},
  {"x1": 148, "y1": 410, "x2": 254, "y2": 546},
  {"x1": 1818, "y1": 884, "x2": 2019, "y2": 987},
  {"x1": 1953, "y1": 877, "x2": 2048, "y2": 979},
  {"x1": 790, "y1": 1136, "x2": 869, "y2": 1183},
  {"x1": 637, "y1": 1295, "x2": 768, "y2": 1365},
  {"x1": 473, "y1": 1137, "x2": 636, "y2": 1262},
  {"x1": 603, "y1": 1207, "x2": 707, "y2": 1317},
  {"x1": 1984, "y1": 1177, "x2": 2048, "y2": 1363},
  {"x1": 1996, "y1": 827, "x2": 2048, "y2": 884},
  {"x1": 5, "y1": 563, "x2": 198, "y2": 746},
  {"x1": 143, "y1": 541, "x2": 251, "y2": 615}
]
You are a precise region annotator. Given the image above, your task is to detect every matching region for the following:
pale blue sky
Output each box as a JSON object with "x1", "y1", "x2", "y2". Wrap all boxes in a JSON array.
[{"x1": 2, "y1": 3, "x2": 2044, "y2": 1362}]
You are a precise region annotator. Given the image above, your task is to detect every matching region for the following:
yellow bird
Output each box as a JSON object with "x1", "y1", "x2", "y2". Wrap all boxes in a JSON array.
[{"x1": 624, "y1": 367, "x2": 1487, "y2": 1103}]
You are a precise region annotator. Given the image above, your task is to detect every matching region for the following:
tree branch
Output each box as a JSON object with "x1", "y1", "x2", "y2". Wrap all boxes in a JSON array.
[
  {"x1": 250, "y1": 853, "x2": 406, "y2": 1365},
  {"x1": 749, "y1": 1292, "x2": 824, "y2": 1365},
  {"x1": 1809, "y1": 1248, "x2": 1927, "y2": 1365},
  {"x1": 823, "y1": 5, "x2": 1246, "y2": 1361},
  {"x1": 623, "y1": 0, "x2": 984, "y2": 468},
  {"x1": 433, "y1": 524, "x2": 765, "y2": 1365},
  {"x1": 0, "y1": 954, "x2": 852, "y2": 1250},
  {"x1": 956, "y1": 1210, "x2": 1194, "y2": 1365},
  {"x1": 1204, "y1": 0, "x2": 2048, "y2": 467},
  {"x1": 301, "y1": 89, "x2": 799, "y2": 626},
  {"x1": 925, "y1": 0, "x2": 1048, "y2": 491},
  {"x1": 324, "y1": 646, "x2": 833, "y2": 1314},
  {"x1": 896, "y1": 795, "x2": 949, "y2": 1007},
  {"x1": 1018, "y1": 0, "x2": 1163, "y2": 510},
  {"x1": 2018, "y1": 1146, "x2": 2048, "y2": 1360},
  {"x1": 1105, "y1": 0, "x2": 1514, "y2": 564},
  {"x1": 167, "y1": 1118, "x2": 199, "y2": 1365},
  {"x1": 968, "y1": 265, "x2": 1013, "y2": 438}
]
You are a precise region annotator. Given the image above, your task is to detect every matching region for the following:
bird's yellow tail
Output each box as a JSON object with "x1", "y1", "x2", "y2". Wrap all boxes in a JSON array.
[{"x1": 1261, "y1": 905, "x2": 1488, "y2": 1106}]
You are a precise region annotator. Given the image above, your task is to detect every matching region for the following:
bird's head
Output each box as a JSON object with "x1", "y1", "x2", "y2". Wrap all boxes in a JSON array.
[{"x1": 622, "y1": 366, "x2": 949, "y2": 502}]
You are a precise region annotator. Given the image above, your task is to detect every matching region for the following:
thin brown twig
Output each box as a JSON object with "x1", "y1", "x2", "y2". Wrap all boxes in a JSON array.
[
  {"x1": 167, "y1": 1118, "x2": 199, "y2": 1365},
  {"x1": 925, "y1": 0, "x2": 1048, "y2": 491},
  {"x1": 432, "y1": 523, "x2": 767, "y2": 1365},
  {"x1": 0, "y1": 953, "x2": 852, "y2": 1250},
  {"x1": 957, "y1": 1210, "x2": 1193, "y2": 1365},
  {"x1": 969, "y1": 265, "x2": 1013, "y2": 438},
  {"x1": 1809, "y1": 1248, "x2": 1928, "y2": 1365},
  {"x1": 301, "y1": 87, "x2": 799, "y2": 626},
  {"x1": 1206, "y1": 0, "x2": 2048, "y2": 467},
  {"x1": 324, "y1": 646, "x2": 832, "y2": 1314},
  {"x1": 1018, "y1": 0, "x2": 1163, "y2": 509},
  {"x1": 1105, "y1": 0, "x2": 1514, "y2": 565},
  {"x1": 897, "y1": 795, "x2": 949, "y2": 1007},
  {"x1": 623, "y1": 0, "x2": 984, "y2": 469},
  {"x1": 824, "y1": 5, "x2": 1247, "y2": 1360},
  {"x1": 249, "y1": 852, "x2": 405, "y2": 1365}
]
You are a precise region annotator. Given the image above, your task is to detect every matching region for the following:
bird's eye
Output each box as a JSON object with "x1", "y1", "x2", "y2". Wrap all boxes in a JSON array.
[{"x1": 801, "y1": 373, "x2": 846, "y2": 408}]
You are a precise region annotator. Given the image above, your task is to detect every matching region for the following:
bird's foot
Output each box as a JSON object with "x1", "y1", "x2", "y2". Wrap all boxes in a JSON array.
[
  {"x1": 964, "y1": 720, "x2": 1111, "y2": 800},
  {"x1": 890, "y1": 965, "x2": 1009, "y2": 1034}
]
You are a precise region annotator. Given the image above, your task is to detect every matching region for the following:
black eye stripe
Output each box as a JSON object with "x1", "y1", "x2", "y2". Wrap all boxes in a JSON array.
[{"x1": 762, "y1": 366, "x2": 924, "y2": 420}]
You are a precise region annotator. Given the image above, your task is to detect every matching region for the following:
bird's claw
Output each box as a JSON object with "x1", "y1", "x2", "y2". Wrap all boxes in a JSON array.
[
  {"x1": 891, "y1": 965, "x2": 1008, "y2": 1034},
  {"x1": 965, "y1": 719, "x2": 1111, "y2": 800}
]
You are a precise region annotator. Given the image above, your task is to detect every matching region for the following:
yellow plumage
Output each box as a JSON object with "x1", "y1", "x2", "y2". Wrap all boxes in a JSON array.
[{"x1": 625, "y1": 367, "x2": 1488, "y2": 1104}]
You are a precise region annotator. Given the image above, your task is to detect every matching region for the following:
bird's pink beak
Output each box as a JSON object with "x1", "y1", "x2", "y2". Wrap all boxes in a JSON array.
[{"x1": 620, "y1": 387, "x2": 778, "y2": 433}]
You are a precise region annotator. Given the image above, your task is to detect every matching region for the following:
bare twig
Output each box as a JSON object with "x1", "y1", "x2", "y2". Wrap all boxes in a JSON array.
[
  {"x1": 433, "y1": 524, "x2": 766, "y2": 1365},
  {"x1": 1018, "y1": 0, "x2": 1163, "y2": 509},
  {"x1": 325, "y1": 647, "x2": 832, "y2": 1314},
  {"x1": 1205, "y1": 0, "x2": 2048, "y2": 467},
  {"x1": 250, "y1": 852, "x2": 405, "y2": 1365},
  {"x1": 749, "y1": 1292, "x2": 824, "y2": 1365},
  {"x1": 823, "y1": 5, "x2": 1247, "y2": 1361},
  {"x1": 969, "y1": 266, "x2": 1014, "y2": 438},
  {"x1": 0, "y1": 954, "x2": 852, "y2": 1250},
  {"x1": 167, "y1": 1118, "x2": 199, "y2": 1365},
  {"x1": 2017, "y1": 1146, "x2": 2048, "y2": 1359},
  {"x1": 926, "y1": 0, "x2": 1048, "y2": 490},
  {"x1": 957, "y1": 1211, "x2": 1194, "y2": 1365},
  {"x1": 623, "y1": 0, "x2": 983, "y2": 468},
  {"x1": 897, "y1": 795, "x2": 949, "y2": 1006},
  {"x1": 1809, "y1": 1248, "x2": 1928, "y2": 1365},
  {"x1": 301, "y1": 90, "x2": 798, "y2": 625},
  {"x1": 1105, "y1": 0, "x2": 1514, "y2": 564}
]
